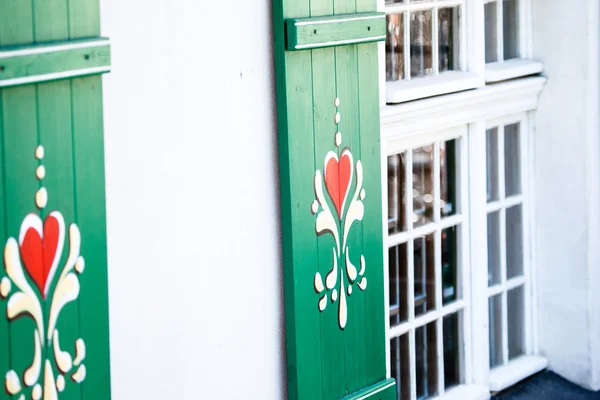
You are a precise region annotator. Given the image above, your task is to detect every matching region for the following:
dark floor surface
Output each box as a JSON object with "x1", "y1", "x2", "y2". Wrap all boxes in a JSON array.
[{"x1": 492, "y1": 370, "x2": 600, "y2": 400}]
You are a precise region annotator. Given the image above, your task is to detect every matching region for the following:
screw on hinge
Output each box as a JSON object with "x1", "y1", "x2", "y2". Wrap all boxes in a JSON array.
[
  {"x1": 84, "y1": 54, "x2": 90, "y2": 60},
  {"x1": 313, "y1": 29, "x2": 317, "y2": 34},
  {"x1": 0, "y1": 66, "x2": 4, "y2": 72},
  {"x1": 368, "y1": 26, "x2": 371, "y2": 31}
]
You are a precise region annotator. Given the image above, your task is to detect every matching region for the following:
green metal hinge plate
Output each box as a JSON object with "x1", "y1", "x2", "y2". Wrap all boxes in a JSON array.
[
  {"x1": 0, "y1": 37, "x2": 111, "y2": 88},
  {"x1": 285, "y1": 12, "x2": 386, "y2": 51}
]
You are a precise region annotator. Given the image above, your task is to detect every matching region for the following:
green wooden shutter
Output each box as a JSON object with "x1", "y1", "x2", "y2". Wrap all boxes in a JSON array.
[
  {"x1": 0, "y1": 2, "x2": 111, "y2": 400},
  {"x1": 273, "y1": 0, "x2": 394, "y2": 398}
]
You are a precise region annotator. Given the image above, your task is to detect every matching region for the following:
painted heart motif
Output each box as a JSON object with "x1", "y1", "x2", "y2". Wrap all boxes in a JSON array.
[
  {"x1": 18, "y1": 212, "x2": 65, "y2": 299},
  {"x1": 324, "y1": 149, "x2": 354, "y2": 219}
]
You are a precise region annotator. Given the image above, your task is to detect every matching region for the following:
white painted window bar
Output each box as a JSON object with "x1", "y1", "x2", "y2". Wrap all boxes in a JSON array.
[
  {"x1": 483, "y1": 0, "x2": 542, "y2": 83},
  {"x1": 386, "y1": 127, "x2": 474, "y2": 400},
  {"x1": 484, "y1": 115, "x2": 546, "y2": 392},
  {"x1": 384, "y1": 0, "x2": 480, "y2": 104}
]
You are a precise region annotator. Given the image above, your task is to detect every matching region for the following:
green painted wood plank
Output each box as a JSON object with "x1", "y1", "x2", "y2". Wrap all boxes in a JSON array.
[
  {"x1": 335, "y1": 43, "x2": 367, "y2": 396},
  {"x1": 286, "y1": 13, "x2": 385, "y2": 51},
  {"x1": 281, "y1": 50, "x2": 324, "y2": 400},
  {"x1": 0, "y1": 39, "x2": 111, "y2": 88},
  {"x1": 68, "y1": 0, "x2": 100, "y2": 39},
  {"x1": 311, "y1": 46, "x2": 345, "y2": 400},
  {"x1": 343, "y1": 378, "x2": 396, "y2": 400},
  {"x1": 33, "y1": 0, "x2": 69, "y2": 42},
  {"x1": 0, "y1": 88, "x2": 11, "y2": 399},
  {"x1": 0, "y1": 1, "x2": 34, "y2": 46},
  {"x1": 37, "y1": 79, "x2": 80, "y2": 400},
  {"x1": 71, "y1": 76, "x2": 111, "y2": 400},
  {"x1": 2, "y1": 85, "x2": 39, "y2": 400},
  {"x1": 357, "y1": 42, "x2": 387, "y2": 387}
]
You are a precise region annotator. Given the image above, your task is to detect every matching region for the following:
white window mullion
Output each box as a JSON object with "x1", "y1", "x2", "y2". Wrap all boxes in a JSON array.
[
  {"x1": 437, "y1": 317, "x2": 446, "y2": 396},
  {"x1": 409, "y1": 328, "x2": 417, "y2": 400},
  {"x1": 404, "y1": 11, "x2": 411, "y2": 81},
  {"x1": 407, "y1": 149, "x2": 416, "y2": 323},
  {"x1": 520, "y1": 119, "x2": 533, "y2": 356},
  {"x1": 496, "y1": 0, "x2": 504, "y2": 62},
  {"x1": 432, "y1": 6, "x2": 440, "y2": 76}
]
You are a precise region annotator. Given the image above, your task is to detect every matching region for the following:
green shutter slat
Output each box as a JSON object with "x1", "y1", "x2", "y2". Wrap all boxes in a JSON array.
[
  {"x1": 68, "y1": 0, "x2": 100, "y2": 39},
  {"x1": 0, "y1": 88, "x2": 9, "y2": 398},
  {"x1": 286, "y1": 13, "x2": 385, "y2": 51},
  {"x1": 2, "y1": 85, "x2": 40, "y2": 400},
  {"x1": 274, "y1": 0, "x2": 395, "y2": 395},
  {"x1": 72, "y1": 75, "x2": 112, "y2": 400},
  {"x1": 0, "y1": 2, "x2": 34, "y2": 47},
  {"x1": 33, "y1": 0, "x2": 70, "y2": 42},
  {"x1": 0, "y1": 39, "x2": 111, "y2": 88}
]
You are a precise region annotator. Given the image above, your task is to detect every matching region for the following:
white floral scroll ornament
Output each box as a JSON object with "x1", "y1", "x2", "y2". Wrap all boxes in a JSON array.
[
  {"x1": 312, "y1": 139, "x2": 368, "y2": 330},
  {"x1": 1, "y1": 145, "x2": 87, "y2": 400}
]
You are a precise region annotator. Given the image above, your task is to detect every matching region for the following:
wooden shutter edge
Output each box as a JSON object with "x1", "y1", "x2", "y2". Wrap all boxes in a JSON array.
[
  {"x1": 0, "y1": 38, "x2": 111, "y2": 88},
  {"x1": 342, "y1": 378, "x2": 396, "y2": 400}
]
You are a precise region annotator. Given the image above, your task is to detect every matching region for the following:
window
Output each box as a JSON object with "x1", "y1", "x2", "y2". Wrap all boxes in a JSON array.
[
  {"x1": 484, "y1": 116, "x2": 547, "y2": 392},
  {"x1": 387, "y1": 129, "x2": 473, "y2": 399},
  {"x1": 483, "y1": 0, "x2": 542, "y2": 82},
  {"x1": 384, "y1": 0, "x2": 480, "y2": 103}
]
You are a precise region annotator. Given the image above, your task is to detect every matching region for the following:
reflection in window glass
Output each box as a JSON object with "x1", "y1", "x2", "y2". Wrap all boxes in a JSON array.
[
  {"x1": 389, "y1": 243, "x2": 409, "y2": 327},
  {"x1": 386, "y1": 14, "x2": 405, "y2": 81},
  {"x1": 484, "y1": 2, "x2": 498, "y2": 63},
  {"x1": 508, "y1": 286, "x2": 525, "y2": 360},
  {"x1": 388, "y1": 153, "x2": 407, "y2": 233},
  {"x1": 504, "y1": 123, "x2": 521, "y2": 196},
  {"x1": 489, "y1": 294, "x2": 503, "y2": 368},
  {"x1": 506, "y1": 205, "x2": 524, "y2": 279},
  {"x1": 413, "y1": 145, "x2": 435, "y2": 227},
  {"x1": 414, "y1": 234, "x2": 435, "y2": 317},
  {"x1": 442, "y1": 226, "x2": 458, "y2": 305},
  {"x1": 438, "y1": 8, "x2": 456, "y2": 72},
  {"x1": 410, "y1": 10, "x2": 433, "y2": 78},
  {"x1": 443, "y1": 312, "x2": 461, "y2": 389},
  {"x1": 486, "y1": 127, "x2": 500, "y2": 202},
  {"x1": 441, "y1": 139, "x2": 457, "y2": 217},
  {"x1": 503, "y1": 0, "x2": 520, "y2": 59},
  {"x1": 487, "y1": 211, "x2": 502, "y2": 286},
  {"x1": 390, "y1": 335, "x2": 411, "y2": 400},
  {"x1": 416, "y1": 322, "x2": 438, "y2": 400}
]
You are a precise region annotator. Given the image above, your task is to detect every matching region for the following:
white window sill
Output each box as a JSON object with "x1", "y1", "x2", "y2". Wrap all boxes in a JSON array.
[
  {"x1": 430, "y1": 384, "x2": 490, "y2": 400},
  {"x1": 489, "y1": 355, "x2": 548, "y2": 393},
  {"x1": 485, "y1": 59, "x2": 543, "y2": 83},
  {"x1": 386, "y1": 71, "x2": 482, "y2": 104}
]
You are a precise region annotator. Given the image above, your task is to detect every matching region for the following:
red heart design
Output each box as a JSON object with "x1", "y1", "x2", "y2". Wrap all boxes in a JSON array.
[
  {"x1": 19, "y1": 213, "x2": 63, "y2": 299},
  {"x1": 324, "y1": 149, "x2": 353, "y2": 219}
]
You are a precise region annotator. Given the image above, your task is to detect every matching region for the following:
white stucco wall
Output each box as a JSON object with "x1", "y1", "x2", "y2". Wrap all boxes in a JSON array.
[
  {"x1": 532, "y1": 0, "x2": 600, "y2": 390},
  {"x1": 99, "y1": 1, "x2": 285, "y2": 398}
]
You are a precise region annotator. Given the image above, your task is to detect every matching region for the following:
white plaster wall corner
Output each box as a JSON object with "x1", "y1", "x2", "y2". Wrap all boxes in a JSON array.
[{"x1": 532, "y1": 0, "x2": 600, "y2": 390}]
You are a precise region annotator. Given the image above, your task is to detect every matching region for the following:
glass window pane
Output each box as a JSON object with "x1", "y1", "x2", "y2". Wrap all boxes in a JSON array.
[
  {"x1": 442, "y1": 226, "x2": 458, "y2": 305},
  {"x1": 506, "y1": 205, "x2": 524, "y2": 279},
  {"x1": 503, "y1": 0, "x2": 520, "y2": 59},
  {"x1": 440, "y1": 139, "x2": 457, "y2": 218},
  {"x1": 386, "y1": 14, "x2": 405, "y2": 81},
  {"x1": 504, "y1": 123, "x2": 521, "y2": 196},
  {"x1": 414, "y1": 234, "x2": 435, "y2": 317},
  {"x1": 487, "y1": 211, "x2": 502, "y2": 286},
  {"x1": 410, "y1": 10, "x2": 433, "y2": 78},
  {"x1": 489, "y1": 294, "x2": 503, "y2": 368},
  {"x1": 390, "y1": 335, "x2": 411, "y2": 400},
  {"x1": 438, "y1": 8, "x2": 456, "y2": 73},
  {"x1": 386, "y1": 0, "x2": 406, "y2": 4},
  {"x1": 388, "y1": 153, "x2": 407, "y2": 234},
  {"x1": 485, "y1": 1, "x2": 498, "y2": 63},
  {"x1": 389, "y1": 243, "x2": 409, "y2": 327},
  {"x1": 413, "y1": 144, "x2": 434, "y2": 227},
  {"x1": 486, "y1": 127, "x2": 500, "y2": 202},
  {"x1": 443, "y1": 312, "x2": 461, "y2": 389},
  {"x1": 508, "y1": 286, "x2": 525, "y2": 359},
  {"x1": 416, "y1": 322, "x2": 438, "y2": 399}
]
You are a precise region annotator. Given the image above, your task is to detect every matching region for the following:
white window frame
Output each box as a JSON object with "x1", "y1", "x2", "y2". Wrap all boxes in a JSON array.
[
  {"x1": 383, "y1": 0, "x2": 485, "y2": 104},
  {"x1": 381, "y1": 76, "x2": 547, "y2": 400},
  {"x1": 483, "y1": 0, "x2": 542, "y2": 83}
]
